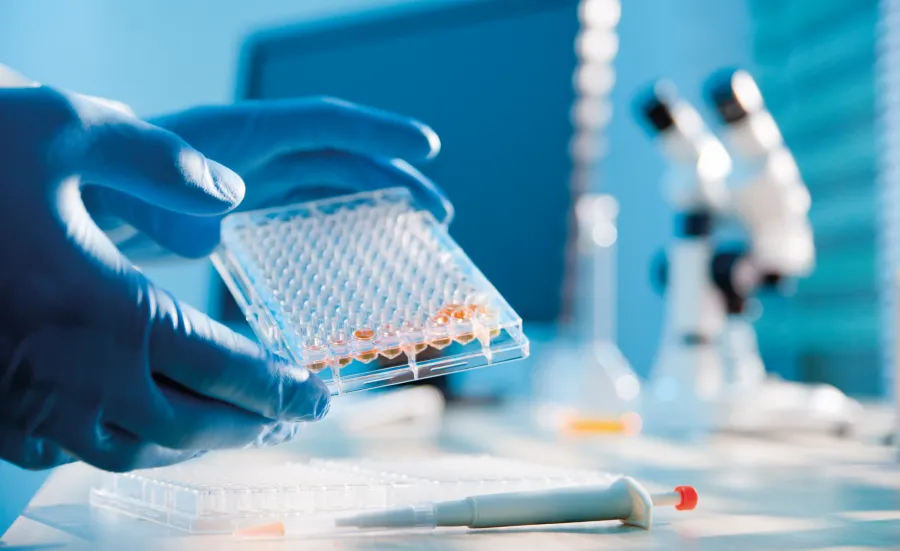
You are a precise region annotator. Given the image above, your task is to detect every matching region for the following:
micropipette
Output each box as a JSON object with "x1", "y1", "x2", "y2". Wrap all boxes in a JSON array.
[{"x1": 235, "y1": 476, "x2": 697, "y2": 538}]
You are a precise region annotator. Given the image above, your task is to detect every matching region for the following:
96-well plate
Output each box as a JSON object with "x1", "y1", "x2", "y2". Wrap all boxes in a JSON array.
[{"x1": 210, "y1": 187, "x2": 529, "y2": 394}]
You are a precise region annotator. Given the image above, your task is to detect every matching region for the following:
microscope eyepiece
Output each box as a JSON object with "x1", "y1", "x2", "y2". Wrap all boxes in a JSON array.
[
  {"x1": 704, "y1": 68, "x2": 763, "y2": 125},
  {"x1": 633, "y1": 81, "x2": 677, "y2": 134}
]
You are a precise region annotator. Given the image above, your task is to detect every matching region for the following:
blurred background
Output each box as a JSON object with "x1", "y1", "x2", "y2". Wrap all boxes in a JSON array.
[{"x1": 0, "y1": 0, "x2": 892, "y2": 404}]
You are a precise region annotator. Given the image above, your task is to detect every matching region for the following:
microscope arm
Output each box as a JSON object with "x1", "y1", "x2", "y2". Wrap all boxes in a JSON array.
[
  {"x1": 703, "y1": 68, "x2": 816, "y2": 286},
  {"x1": 725, "y1": 150, "x2": 816, "y2": 286}
]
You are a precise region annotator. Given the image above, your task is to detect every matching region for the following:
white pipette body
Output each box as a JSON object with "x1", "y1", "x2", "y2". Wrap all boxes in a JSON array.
[{"x1": 336, "y1": 476, "x2": 697, "y2": 531}]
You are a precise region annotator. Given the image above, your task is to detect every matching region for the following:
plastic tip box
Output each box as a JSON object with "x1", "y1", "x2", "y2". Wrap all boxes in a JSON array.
[{"x1": 210, "y1": 187, "x2": 529, "y2": 394}]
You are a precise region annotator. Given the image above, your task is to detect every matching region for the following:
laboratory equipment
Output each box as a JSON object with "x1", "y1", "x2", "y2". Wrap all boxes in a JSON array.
[
  {"x1": 635, "y1": 71, "x2": 862, "y2": 435},
  {"x1": 704, "y1": 69, "x2": 862, "y2": 435},
  {"x1": 534, "y1": 0, "x2": 640, "y2": 432},
  {"x1": 336, "y1": 478, "x2": 695, "y2": 531},
  {"x1": 211, "y1": 187, "x2": 529, "y2": 395},
  {"x1": 535, "y1": 194, "x2": 642, "y2": 433},
  {"x1": 636, "y1": 80, "x2": 731, "y2": 434},
  {"x1": 704, "y1": 68, "x2": 813, "y2": 395},
  {"x1": 90, "y1": 454, "x2": 625, "y2": 534}
]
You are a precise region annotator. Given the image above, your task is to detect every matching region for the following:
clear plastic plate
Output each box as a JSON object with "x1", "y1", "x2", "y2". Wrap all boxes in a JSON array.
[{"x1": 210, "y1": 188, "x2": 529, "y2": 394}]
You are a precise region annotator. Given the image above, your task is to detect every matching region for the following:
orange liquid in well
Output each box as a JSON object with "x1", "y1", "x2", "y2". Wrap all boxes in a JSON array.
[
  {"x1": 431, "y1": 313, "x2": 451, "y2": 326},
  {"x1": 352, "y1": 327, "x2": 377, "y2": 362},
  {"x1": 307, "y1": 361, "x2": 329, "y2": 373},
  {"x1": 380, "y1": 347, "x2": 403, "y2": 359},
  {"x1": 430, "y1": 337, "x2": 452, "y2": 349},
  {"x1": 335, "y1": 356, "x2": 353, "y2": 368},
  {"x1": 413, "y1": 342, "x2": 428, "y2": 353},
  {"x1": 452, "y1": 309, "x2": 472, "y2": 321},
  {"x1": 441, "y1": 303, "x2": 464, "y2": 315}
]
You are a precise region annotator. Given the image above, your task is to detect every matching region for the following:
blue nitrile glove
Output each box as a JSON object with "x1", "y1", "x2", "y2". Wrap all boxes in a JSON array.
[
  {"x1": 0, "y1": 84, "x2": 340, "y2": 474},
  {"x1": 85, "y1": 96, "x2": 452, "y2": 261},
  {"x1": 0, "y1": 81, "x2": 449, "y2": 473}
]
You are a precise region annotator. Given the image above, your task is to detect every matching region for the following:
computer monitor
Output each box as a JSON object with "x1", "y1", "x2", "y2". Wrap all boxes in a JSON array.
[{"x1": 221, "y1": 0, "x2": 582, "y2": 331}]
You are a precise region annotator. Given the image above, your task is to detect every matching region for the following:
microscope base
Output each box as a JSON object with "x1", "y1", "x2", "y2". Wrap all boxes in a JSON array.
[
  {"x1": 643, "y1": 375, "x2": 862, "y2": 438},
  {"x1": 722, "y1": 376, "x2": 862, "y2": 436}
]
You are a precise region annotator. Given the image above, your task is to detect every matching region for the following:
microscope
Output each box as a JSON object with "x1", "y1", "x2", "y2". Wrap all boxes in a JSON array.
[
  {"x1": 634, "y1": 80, "x2": 732, "y2": 433},
  {"x1": 636, "y1": 69, "x2": 862, "y2": 435}
]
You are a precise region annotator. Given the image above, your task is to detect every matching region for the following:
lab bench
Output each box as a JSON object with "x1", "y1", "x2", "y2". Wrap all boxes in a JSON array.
[{"x1": 3, "y1": 400, "x2": 898, "y2": 551}]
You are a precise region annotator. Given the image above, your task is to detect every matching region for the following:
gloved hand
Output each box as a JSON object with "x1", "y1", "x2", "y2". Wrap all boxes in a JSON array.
[
  {"x1": 85, "y1": 97, "x2": 451, "y2": 261},
  {"x1": 0, "y1": 83, "x2": 332, "y2": 472},
  {"x1": 0, "y1": 67, "x2": 447, "y2": 473}
]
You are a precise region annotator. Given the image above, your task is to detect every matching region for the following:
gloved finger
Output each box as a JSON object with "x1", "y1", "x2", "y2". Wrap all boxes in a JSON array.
[
  {"x1": 76, "y1": 93, "x2": 135, "y2": 118},
  {"x1": 31, "y1": 396, "x2": 204, "y2": 473},
  {"x1": 71, "y1": 264, "x2": 332, "y2": 424},
  {"x1": 244, "y1": 151, "x2": 454, "y2": 225},
  {"x1": 69, "y1": 99, "x2": 245, "y2": 215},
  {"x1": 60, "y1": 190, "x2": 332, "y2": 423},
  {"x1": 81, "y1": 185, "x2": 222, "y2": 259},
  {"x1": 0, "y1": 421, "x2": 74, "y2": 471},
  {"x1": 115, "y1": 377, "x2": 302, "y2": 450},
  {"x1": 143, "y1": 296, "x2": 332, "y2": 423},
  {"x1": 0, "y1": 370, "x2": 202, "y2": 473},
  {"x1": 83, "y1": 151, "x2": 454, "y2": 260},
  {"x1": 62, "y1": 427, "x2": 204, "y2": 474},
  {"x1": 151, "y1": 97, "x2": 441, "y2": 174},
  {"x1": 8, "y1": 325, "x2": 304, "y2": 451}
]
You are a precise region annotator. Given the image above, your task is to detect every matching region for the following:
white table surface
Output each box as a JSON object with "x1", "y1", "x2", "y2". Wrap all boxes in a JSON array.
[{"x1": 3, "y1": 402, "x2": 898, "y2": 551}]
